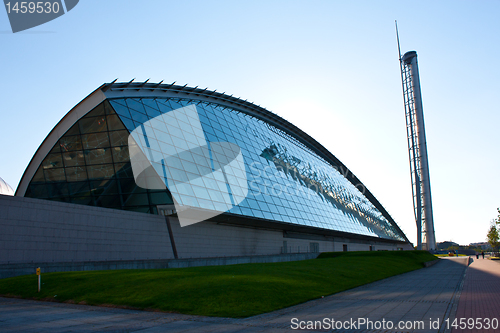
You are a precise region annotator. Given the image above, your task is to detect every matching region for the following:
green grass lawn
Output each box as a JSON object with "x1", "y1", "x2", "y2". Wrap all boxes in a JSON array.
[
  {"x1": 0, "y1": 250, "x2": 437, "y2": 318},
  {"x1": 434, "y1": 254, "x2": 467, "y2": 257}
]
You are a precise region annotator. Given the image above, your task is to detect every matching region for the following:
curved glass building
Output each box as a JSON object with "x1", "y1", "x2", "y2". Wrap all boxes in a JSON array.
[{"x1": 16, "y1": 82, "x2": 409, "y2": 246}]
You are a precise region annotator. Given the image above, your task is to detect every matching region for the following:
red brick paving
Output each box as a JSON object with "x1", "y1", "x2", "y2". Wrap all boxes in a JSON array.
[{"x1": 452, "y1": 257, "x2": 500, "y2": 333}]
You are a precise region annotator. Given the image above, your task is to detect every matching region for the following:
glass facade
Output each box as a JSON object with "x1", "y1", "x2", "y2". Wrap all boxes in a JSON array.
[{"x1": 25, "y1": 96, "x2": 406, "y2": 241}]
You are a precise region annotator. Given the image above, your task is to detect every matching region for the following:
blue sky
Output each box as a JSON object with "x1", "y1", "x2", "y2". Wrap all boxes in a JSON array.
[{"x1": 1, "y1": 0, "x2": 499, "y2": 246}]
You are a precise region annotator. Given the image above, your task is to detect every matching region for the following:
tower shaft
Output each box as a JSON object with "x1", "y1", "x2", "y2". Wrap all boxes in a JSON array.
[{"x1": 399, "y1": 51, "x2": 436, "y2": 251}]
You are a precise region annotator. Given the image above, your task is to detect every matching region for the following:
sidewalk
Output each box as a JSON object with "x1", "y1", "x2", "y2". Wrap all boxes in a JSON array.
[
  {"x1": 0, "y1": 257, "x2": 472, "y2": 332},
  {"x1": 452, "y1": 257, "x2": 500, "y2": 333}
]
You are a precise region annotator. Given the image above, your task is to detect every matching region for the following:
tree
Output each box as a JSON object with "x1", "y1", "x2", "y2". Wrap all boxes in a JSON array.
[{"x1": 487, "y1": 221, "x2": 500, "y2": 251}]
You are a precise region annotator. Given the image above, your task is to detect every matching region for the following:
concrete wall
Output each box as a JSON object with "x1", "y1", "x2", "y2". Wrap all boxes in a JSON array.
[
  {"x1": 0, "y1": 195, "x2": 174, "y2": 264},
  {"x1": 0, "y1": 253, "x2": 320, "y2": 279},
  {"x1": 0, "y1": 195, "x2": 411, "y2": 273}
]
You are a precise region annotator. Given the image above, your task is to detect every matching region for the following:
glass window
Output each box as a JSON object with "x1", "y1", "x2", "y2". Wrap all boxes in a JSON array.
[
  {"x1": 121, "y1": 117, "x2": 137, "y2": 131},
  {"x1": 110, "y1": 101, "x2": 132, "y2": 119},
  {"x1": 63, "y1": 151, "x2": 85, "y2": 167},
  {"x1": 109, "y1": 130, "x2": 129, "y2": 147},
  {"x1": 191, "y1": 185, "x2": 211, "y2": 201},
  {"x1": 90, "y1": 179, "x2": 119, "y2": 196},
  {"x1": 84, "y1": 103, "x2": 106, "y2": 118},
  {"x1": 82, "y1": 132, "x2": 110, "y2": 149},
  {"x1": 119, "y1": 179, "x2": 142, "y2": 194},
  {"x1": 149, "y1": 191, "x2": 173, "y2": 205},
  {"x1": 79, "y1": 116, "x2": 108, "y2": 134},
  {"x1": 69, "y1": 181, "x2": 90, "y2": 196},
  {"x1": 46, "y1": 183, "x2": 69, "y2": 198},
  {"x1": 115, "y1": 163, "x2": 134, "y2": 178},
  {"x1": 95, "y1": 195, "x2": 121, "y2": 208},
  {"x1": 26, "y1": 184, "x2": 49, "y2": 198},
  {"x1": 65, "y1": 123, "x2": 81, "y2": 136},
  {"x1": 60, "y1": 135, "x2": 82, "y2": 152},
  {"x1": 197, "y1": 198, "x2": 215, "y2": 211},
  {"x1": 142, "y1": 99, "x2": 160, "y2": 110},
  {"x1": 112, "y1": 146, "x2": 129, "y2": 163},
  {"x1": 123, "y1": 193, "x2": 149, "y2": 206},
  {"x1": 87, "y1": 164, "x2": 114, "y2": 179},
  {"x1": 42, "y1": 153, "x2": 63, "y2": 169},
  {"x1": 71, "y1": 196, "x2": 93, "y2": 205},
  {"x1": 49, "y1": 144, "x2": 61, "y2": 154},
  {"x1": 169, "y1": 100, "x2": 184, "y2": 111},
  {"x1": 130, "y1": 109, "x2": 149, "y2": 124},
  {"x1": 66, "y1": 166, "x2": 88, "y2": 182},
  {"x1": 85, "y1": 148, "x2": 113, "y2": 165},
  {"x1": 44, "y1": 168, "x2": 65, "y2": 182},
  {"x1": 126, "y1": 99, "x2": 147, "y2": 114},
  {"x1": 156, "y1": 100, "x2": 173, "y2": 114},
  {"x1": 144, "y1": 105, "x2": 161, "y2": 118},
  {"x1": 179, "y1": 194, "x2": 199, "y2": 207},
  {"x1": 31, "y1": 166, "x2": 45, "y2": 183},
  {"x1": 107, "y1": 114, "x2": 126, "y2": 131}
]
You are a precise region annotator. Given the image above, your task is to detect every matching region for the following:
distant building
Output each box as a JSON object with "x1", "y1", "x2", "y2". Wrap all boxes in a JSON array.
[
  {"x1": 0, "y1": 177, "x2": 14, "y2": 196},
  {"x1": 437, "y1": 241, "x2": 459, "y2": 250},
  {"x1": 469, "y1": 242, "x2": 489, "y2": 250}
]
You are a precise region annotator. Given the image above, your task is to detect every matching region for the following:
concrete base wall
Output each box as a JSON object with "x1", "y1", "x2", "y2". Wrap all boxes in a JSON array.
[
  {"x1": 0, "y1": 195, "x2": 175, "y2": 264},
  {"x1": 0, "y1": 195, "x2": 411, "y2": 277},
  {"x1": 0, "y1": 253, "x2": 320, "y2": 279}
]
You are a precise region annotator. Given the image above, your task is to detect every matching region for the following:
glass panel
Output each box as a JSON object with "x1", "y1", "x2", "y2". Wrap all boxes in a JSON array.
[
  {"x1": 66, "y1": 166, "x2": 88, "y2": 182},
  {"x1": 124, "y1": 206, "x2": 150, "y2": 213},
  {"x1": 106, "y1": 114, "x2": 126, "y2": 131},
  {"x1": 119, "y1": 178, "x2": 146, "y2": 194},
  {"x1": 82, "y1": 132, "x2": 110, "y2": 149},
  {"x1": 109, "y1": 130, "x2": 129, "y2": 147},
  {"x1": 68, "y1": 181, "x2": 90, "y2": 196},
  {"x1": 84, "y1": 103, "x2": 105, "y2": 118},
  {"x1": 87, "y1": 164, "x2": 114, "y2": 179},
  {"x1": 49, "y1": 144, "x2": 61, "y2": 153},
  {"x1": 142, "y1": 99, "x2": 159, "y2": 110},
  {"x1": 120, "y1": 117, "x2": 136, "y2": 131},
  {"x1": 90, "y1": 179, "x2": 119, "y2": 196},
  {"x1": 112, "y1": 146, "x2": 129, "y2": 163},
  {"x1": 149, "y1": 191, "x2": 173, "y2": 205},
  {"x1": 44, "y1": 168, "x2": 66, "y2": 182},
  {"x1": 129, "y1": 109, "x2": 149, "y2": 124},
  {"x1": 123, "y1": 193, "x2": 149, "y2": 206},
  {"x1": 84, "y1": 148, "x2": 113, "y2": 165},
  {"x1": 63, "y1": 151, "x2": 85, "y2": 167},
  {"x1": 65, "y1": 123, "x2": 81, "y2": 136},
  {"x1": 79, "y1": 116, "x2": 108, "y2": 134},
  {"x1": 26, "y1": 184, "x2": 49, "y2": 198},
  {"x1": 31, "y1": 166, "x2": 45, "y2": 183},
  {"x1": 156, "y1": 100, "x2": 173, "y2": 114},
  {"x1": 144, "y1": 105, "x2": 161, "y2": 118},
  {"x1": 71, "y1": 196, "x2": 93, "y2": 205},
  {"x1": 110, "y1": 100, "x2": 132, "y2": 119},
  {"x1": 115, "y1": 163, "x2": 134, "y2": 178},
  {"x1": 60, "y1": 135, "x2": 82, "y2": 152},
  {"x1": 95, "y1": 195, "x2": 121, "y2": 208},
  {"x1": 126, "y1": 99, "x2": 146, "y2": 114},
  {"x1": 103, "y1": 100, "x2": 116, "y2": 115},
  {"x1": 42, "y1": 153, "x2": 63, "y2": 169},
  {"x1": 46, "y1": 183, "x2": 69, "y2": 198}
]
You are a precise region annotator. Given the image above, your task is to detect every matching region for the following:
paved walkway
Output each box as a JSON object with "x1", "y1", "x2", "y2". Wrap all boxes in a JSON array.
[
  {"x1": 452, "y1": 258, "x2": 500, "y2": 333},
  {"x1": 0, "y1": 257, "x2": 478, "y2": 332}
]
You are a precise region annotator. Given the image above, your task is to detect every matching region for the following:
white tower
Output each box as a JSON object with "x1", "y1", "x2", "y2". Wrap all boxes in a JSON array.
[{"x1": 398, "y1": 49, "x2": 436, "y2": 251}]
